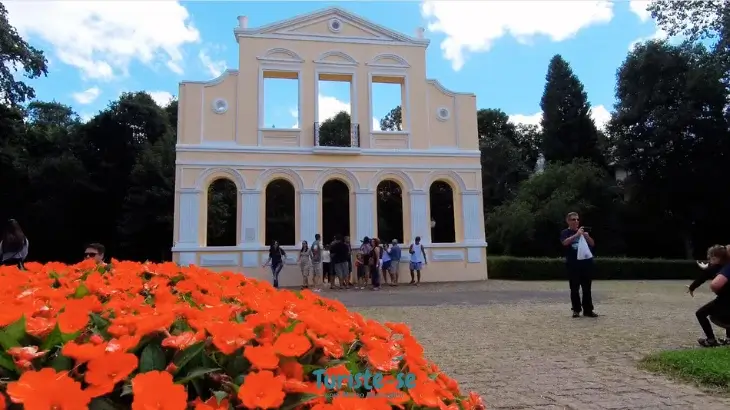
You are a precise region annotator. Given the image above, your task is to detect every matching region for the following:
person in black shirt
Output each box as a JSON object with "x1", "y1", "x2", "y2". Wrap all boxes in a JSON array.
[
  {"x1": 560, "y1": 212, "x2": 597, "y2": 318},
  {"x1": 262, "y1": 240, "x2": 286, "y2": 288},
  {"x1": 329, "y1": 235, "x2": 350, "y2": 289},
  {"x1": 695, "y1": 245, "x2": 730, "y2": 347}
]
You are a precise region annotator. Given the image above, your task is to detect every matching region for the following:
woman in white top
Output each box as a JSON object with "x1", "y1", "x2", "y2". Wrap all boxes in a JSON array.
[{"x1": 0, "y1": 219, "x2": 29, "y2": 270}]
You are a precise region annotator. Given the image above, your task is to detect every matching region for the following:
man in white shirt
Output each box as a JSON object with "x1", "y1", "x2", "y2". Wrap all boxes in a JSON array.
[{"x1": 408, "y1": 236, "x2": 427, "y2": 285}]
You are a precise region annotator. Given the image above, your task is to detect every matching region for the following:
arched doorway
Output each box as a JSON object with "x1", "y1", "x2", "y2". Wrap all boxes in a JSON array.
[
  {"x1": 206, "y1": 178, "x2": 238, "y2": 246},
  {"x1": 376, "y1": 180, "x2": 404, "y2": 243},
  {"x1": 322, "y1": 179, "x2": 350, "y2": 244},
  {"x1": 429, "y1": 180, "x2": 456, "y2": 243},
  {"x1": 264, "y1": 179, "x2": 296, "y2": 246}
]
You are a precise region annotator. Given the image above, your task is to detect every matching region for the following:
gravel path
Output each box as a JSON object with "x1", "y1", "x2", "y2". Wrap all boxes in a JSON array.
[{"x1": 320, "y1": 280, "x2": 730, "y2": 409}]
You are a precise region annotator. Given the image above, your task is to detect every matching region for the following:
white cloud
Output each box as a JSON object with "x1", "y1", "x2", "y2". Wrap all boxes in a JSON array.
[
  {"x1": 421, "y1": 1, "x2": 614, "y2": 71},
  {"x1": 372, "y1": 117, "x2": 381, "y2": 131},
  {"x1": 199, "y1": 49, "x2": 227, "y2": 78},
  {"x1": 629, "y1": 0, "x2": 651, "y2": 22},
  {"x1": 628, "y1": 28, "x2": 668, "y2": 50},
  {"x1": 509, "y1": 104, "x2": 612, "y2": 130},
  {"x1": 148, "y1": 91, "x2": 174, "y2": 107},
  {"x1": 72, "y1": 87, "x2": 101, "y2": 105},
  {"x1": 6, "y1": 1, "x2": 200, "y2": 80},
  {"x1": 288, "y1": 96, "x2": 382, "y2": 130}
]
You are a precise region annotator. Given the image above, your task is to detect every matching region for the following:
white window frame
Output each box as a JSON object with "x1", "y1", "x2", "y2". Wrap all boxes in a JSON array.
[
  {"x1": 368, "y1": 68, "x2": 411, "y2": 149},
  {"x1": 314, "y1": 66, "x2": 359, "y2": 146},
  {"x1": 257, "y1": 62, "x2": 303, "y2": 146}
]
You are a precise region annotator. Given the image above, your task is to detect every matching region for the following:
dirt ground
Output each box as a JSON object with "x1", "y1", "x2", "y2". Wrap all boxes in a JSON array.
[{"x1": 320, "y1": 280, "x2": 730, "y2": 410}]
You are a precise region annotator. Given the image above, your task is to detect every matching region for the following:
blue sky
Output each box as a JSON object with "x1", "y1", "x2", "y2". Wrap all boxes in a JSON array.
[{"x1": 6, "y1": 1, "x2": 666, "y2": 129}]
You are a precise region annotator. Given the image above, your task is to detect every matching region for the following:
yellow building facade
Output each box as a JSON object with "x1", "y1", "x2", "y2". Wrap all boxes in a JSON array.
[{"x1": 172, "y1": 7, "x2": 488, "y2": 286}]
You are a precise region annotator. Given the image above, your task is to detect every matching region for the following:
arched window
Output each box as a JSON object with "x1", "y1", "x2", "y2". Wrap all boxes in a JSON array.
[
  {"x1": 322, "y1": 179, "x2": 350, "y2": 244},
  {"x1": 429, "y1": 181, "x2": 456, "y2": 243},
  {"x1": 265, "y1": 179, "x2": 296, "y2": 246},
  {"x1": 376, "y1": 180, "x2": 404, "y2": 243},
  {"x1": 206, "y1": 178, "x2": 238, "y2": 246}
]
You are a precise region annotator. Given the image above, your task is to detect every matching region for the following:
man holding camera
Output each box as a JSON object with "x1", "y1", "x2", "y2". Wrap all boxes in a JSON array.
[{"x1": 560, "y1": 212, "x2": 597, "y2": 318}]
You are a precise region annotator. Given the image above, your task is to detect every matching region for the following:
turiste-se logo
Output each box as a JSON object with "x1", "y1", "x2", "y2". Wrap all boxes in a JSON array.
[{"x1": 312, "y1": 368, "x2": 417, "y2": 391}]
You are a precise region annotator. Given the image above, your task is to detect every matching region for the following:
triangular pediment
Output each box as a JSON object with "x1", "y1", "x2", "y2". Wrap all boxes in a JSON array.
[{"x1": 236, "y1": 7, "x2": 429, "y2": 47}]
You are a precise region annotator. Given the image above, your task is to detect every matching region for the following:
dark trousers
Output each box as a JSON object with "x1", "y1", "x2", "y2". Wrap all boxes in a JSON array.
[
  {"x1": 371, "y1": 264, "x2": 381, "y2": 288},
  {"x1": 696, "y1": 298, "x2": 730, "y2": 340},
  {"x1": 568, "y1": 260, "x2": 593, "y2": 313}
]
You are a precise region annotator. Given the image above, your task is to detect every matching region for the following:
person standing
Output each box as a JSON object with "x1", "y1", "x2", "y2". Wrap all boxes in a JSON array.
[
  {"x1": 381, "y1": 241, "x2": 392, "y2": 286},
  {"x1": 262, "y1": 240, "x2": 286, "y2": 289},
  {"x1": 371, "y1": 238, "x2": 382, "y2": 290},
  {"x1": 330, "y1": 235, "x2": 350, "y2": 290},
  {"x1": 560, "y1": 212, "x2": 597, "y2": 318},
  {"x1": 389, "y1": 240, "x2": 402, "y2": 285},
  {"x1": 344, "y1": 236, "x2": 353, "y2": 288},
  {"x1": 297, "y1": 240, "x2": 312, "y2": 289},
  {"x1": 0, "y1": 219, "x2": 29, "y2": 269},
  {"x1": 310, "y1": 234, "x2": 323, "y2": 291},
  {"x1": 359, "y1": 237, "x2": 373, "y2": 289},
  {"x1": 408, "y1": 236, "x2": 427, "y2": 285}
]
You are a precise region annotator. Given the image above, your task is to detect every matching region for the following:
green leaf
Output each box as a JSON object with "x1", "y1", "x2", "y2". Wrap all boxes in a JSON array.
[
  {"x1": 172, "y1": 341, "x2": 205, "y2": 374},
  {"x1": 49, "y1": 354, "x2": 74, "y2": 371},
  {"x1": 282, "y1": 320, "x2": 300, "y2": 333},
  {"x1": 89, "y1": 313, "x2": 111, "y2": 339},
  {"x1": 139, "y1": 343, "x2": 166, "y2": 372},
  {"x1": 0, "y1": 351, "x2": 17, "y2": 372},
  {"x1": 213, "y1": 391, "x2": 228, "y2": 403},
  {"x1": 225, "y1": 355, "x2": 250, "y2": 377},
  {"x1": 3, "y1": 315, "x2": 26, "y2": 341},
  {"x1": 73, "y1": 283, "x2": 90, "y2": 299},
  {"x1": 89, "y1": 397, "x2": 125, "y2": 410},
  {"x1": 175, "y1": 367, "x2": 219, "y2": 384},
  {"x1": 0, "y1": 331, "x2": 19, "y2": 350},
  {"x1": 202, "y1": 353, "x2": 218, "y2": 368},
  {"x1": 40, "y1": 325, "x2": 80, "y2": 351},
  {"x1": 280, "y1": 393, "x2": 318, "y2": 410}
]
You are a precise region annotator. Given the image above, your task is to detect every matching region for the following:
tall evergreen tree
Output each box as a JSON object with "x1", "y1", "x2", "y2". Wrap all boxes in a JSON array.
[{"x1": 540, "y1": 54, "x2": 604, "y2": 166}]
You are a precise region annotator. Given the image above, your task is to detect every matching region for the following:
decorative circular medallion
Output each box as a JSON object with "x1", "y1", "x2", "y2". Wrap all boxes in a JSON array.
[
  {"x1": 328, "y1": 18, "x2": 342, "y2": 33},
  {"x1": 211, "y1": 98, "x2": 228, "y2": 114},
  {"x1": 436, "y1": 106, "x2": 450, "y2": 121}
]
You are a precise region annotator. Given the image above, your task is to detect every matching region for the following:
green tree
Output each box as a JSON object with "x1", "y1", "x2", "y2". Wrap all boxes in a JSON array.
[
  {"x1": 379, "y1": 106, "x2": 402, "y2": 131},
  {"x1": 317, "y1": 111, "x2": 352, "y2": 147},
  {"x1": 609, "y1": 40, "x2": 730, "y2": 258},
  {"x1": 0, "y1": 3, "x2": 48, "y2": 107},
  {"x1": 540, "y1": 55, "x2": 604, "y2": 166},
  {"x1": 648, "y1": 0, "x2": 729, "y2": 41},
  {"x1": 487, "y1": 160, "x2": 623, "y2": 256}
]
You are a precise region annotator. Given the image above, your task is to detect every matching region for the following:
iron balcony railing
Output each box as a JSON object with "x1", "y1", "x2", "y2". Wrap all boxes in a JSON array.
[{"x1": 314, "y1": 122, "x2": 360, "y2": 148}]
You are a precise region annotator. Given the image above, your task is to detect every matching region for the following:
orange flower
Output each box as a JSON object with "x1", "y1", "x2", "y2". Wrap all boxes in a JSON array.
[
  {"x1": 57, "y1": 305, "x2": 90, "y2": 334},
  {"x1": 7, "y1": 368, "x2": 91, "y2": 409},
  {"x1": 161, "y1": 330, "x2": 206, "y2": 350},
  {"x1": 331, "y1": 395, "x2": 391, "y2": 410},
  {"x1": 62, "y1": 341, "x2": 107, "y2": 364},
  {"x1": 273, "y1": 332, "x2": 311, "y2": 357},
  {"x1": 85, "y1": 352, "x2": 138, "y2": 397},
  {"x1": 375, "y1": 375, "x2": 410, "y2": 407},
  {"x1": 408, "y1": 380, "x2": 442, "y2": 408},
  {"x1": 238, "y1": 370, "x2": 286, "y2": 409},
  {"x1": 131, "y1": 371, "x2": 187, "y2": 410},
  {"x1": 244, "y1": 344, "x2": 280, "y2": 369}
]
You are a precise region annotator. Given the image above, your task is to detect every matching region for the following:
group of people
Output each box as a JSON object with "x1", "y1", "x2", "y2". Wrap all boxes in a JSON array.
[
  {"x1": 1, "y1": 218, "x2": 108, "y2": 268},
  {"x1": 262, "y1": 233, "x2": 428, "y2": 291}
]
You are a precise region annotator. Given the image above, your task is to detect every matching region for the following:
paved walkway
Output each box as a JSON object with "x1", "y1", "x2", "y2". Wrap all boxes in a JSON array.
[{"x1": 319, "y1": 280, "x2": 730, "y2": 409}]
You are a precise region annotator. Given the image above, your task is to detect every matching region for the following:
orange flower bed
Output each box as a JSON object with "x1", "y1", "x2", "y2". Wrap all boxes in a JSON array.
[{"x1": 0, "y1": 260, "x2": 485, "y2": 410}]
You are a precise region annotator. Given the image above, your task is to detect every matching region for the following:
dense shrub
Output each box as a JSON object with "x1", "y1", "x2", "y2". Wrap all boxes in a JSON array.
[
  {"x1": 488, "y1": 256, "x2": 697, "y2": 280},
  {"x1": 0, "y1": 260, "x2": 484, "y2": 409}
]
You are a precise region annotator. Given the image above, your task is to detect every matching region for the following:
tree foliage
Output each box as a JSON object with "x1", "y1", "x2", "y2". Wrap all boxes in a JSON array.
[
  {"x1": 317, "y1": 111, "x2": 352, "y2": 147},
  {"x1": 379, "y1": 105, "x2": 402, "y2": 131},
  {"x1": 540, "y1": 54, "x2": 604, "y2": 166}
]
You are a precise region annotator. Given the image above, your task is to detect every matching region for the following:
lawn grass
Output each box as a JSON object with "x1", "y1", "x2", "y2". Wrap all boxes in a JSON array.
[{"x1": 640, "y1": 346, "x2": 730, "y2": 393}]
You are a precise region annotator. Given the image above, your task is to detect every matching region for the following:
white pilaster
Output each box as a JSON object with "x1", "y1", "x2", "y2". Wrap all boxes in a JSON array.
[
  {"x1": 300, "y1": 189, "x2": 320, "y2": 242},
  {"x1": 240, "y1": 189, "x2": 261, "y2": 245},
  {"x1": 178, "y1": 189, "x2": 201, "y2": 247},
  {"x1": 462, "y1": 191, "x2": 486, "y2": 263},
  {"x1": 355, "y1": 190, "x2": 375, "y2": 241},
  {"x1": 462, "y1": 191, "x2": 485, "y2": 242},
  {"x1": 409, "y1": 190, "x2": 429, "y2": 244}
]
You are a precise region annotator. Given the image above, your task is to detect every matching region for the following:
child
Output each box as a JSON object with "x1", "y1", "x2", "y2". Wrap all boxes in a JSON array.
[
  {"x1": 355, "y1": 253, "x2": 366, "y2": 290},
  {"x1": 693, "y1": 244, "x2": 730, "y2": 347}
]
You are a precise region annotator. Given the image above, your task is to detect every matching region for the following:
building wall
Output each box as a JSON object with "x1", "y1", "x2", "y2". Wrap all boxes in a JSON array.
[{"x1": 172, "y1": 8, "x2": 488, "y2": 284}]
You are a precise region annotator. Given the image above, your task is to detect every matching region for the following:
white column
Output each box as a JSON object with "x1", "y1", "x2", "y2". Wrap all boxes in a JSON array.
[
  {"x1": 300, "y1": 189, "x2": 320, "y2": 242},
  {"x1": 355, "y1": 190, "x2": 375, "y2": 241},
  {"x1": 240, "y1": 189, "x2": 261, "y2": 245},
  {"x1": 176, "y1": 189, "x2": 201, "y2": 266},
  {"x1": 409, "y1": 190, "x2": 429, "y2": 244},
  {"x1": 178, "y1": 189, "x2": 201, "y2": 247},
  {"x1": 462, "y1": 191, "x2": 485, "y2": 242}
]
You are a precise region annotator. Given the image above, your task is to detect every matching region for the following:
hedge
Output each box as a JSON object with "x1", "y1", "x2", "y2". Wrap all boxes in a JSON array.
[{"x1": 488, "y1": 256, "x2": 698, "y2": 280}]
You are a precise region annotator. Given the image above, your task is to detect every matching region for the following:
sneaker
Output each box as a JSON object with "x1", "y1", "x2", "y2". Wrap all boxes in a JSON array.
[
  {"x1": 572, "y1": 311, "x2": 580, "y2": 318},
  {"x1": 583, "y1": 312, "x2": 598, "y2": 318}
]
